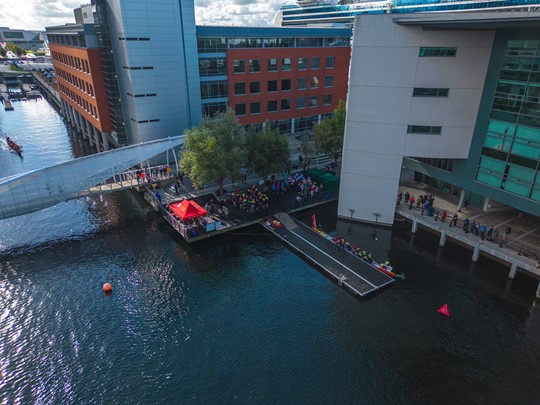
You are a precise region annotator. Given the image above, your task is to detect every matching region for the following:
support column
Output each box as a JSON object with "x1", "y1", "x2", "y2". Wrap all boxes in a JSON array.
[
  {"x1": 291, "y1": 118, "x2": 295, "y2": 134},
  {"x1": 537, "y1": 282, "x2": 540, "y2": 300},
  {"x1": 101, "y1": 131, "x2": 110, "y2": 151},
  {"x1": 472, "y1": 244, "x2": 480, "y2": 262},
  {"x1": 482, "y1": 197, "x2": 490, "y2": 213},
  {"x1": 411, "y1": 219, "x2": 418, "y2": 234},
  {"x1": 457, "y1": 189, "x2": 466, "y2": 212},
  {"x1": 508, "y1": 263, "x2": 517, "y2": 279},
  {"x1": 439, "y1": 231, "x2": 447, "y2": 247}
]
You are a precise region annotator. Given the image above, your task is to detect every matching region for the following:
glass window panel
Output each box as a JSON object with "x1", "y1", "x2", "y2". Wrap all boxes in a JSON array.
[
  {"x1": 297, "y1": 78, "x2": 306, "y2": 90},
  {"x1": 281, "y1": 79, "x2": 291, "y2": 91},
  {"x1": 250, "y1": 102, "x2": 260, "y2": 114},
  {"x1": 250, "y1": 81, "x2": 260, "y2": 94},
  {"x1": 297, "y1": 97, "x2": 306, "y2": 109},
  {"x1": 268, "y1": 100, "x2": 277, "y2": 112},
  {"x1": 324, "y1": 76, "x2": 334, "y2": 87},
  {"x1": 268, "y1": 58, "x2": 277, "y2": 72},
  {"x1": 326, "y1": 56, "x2": 335, "y2": 68},
  {"x1": 323, "y1": 94, "x2": 332, "y2": 105},
  {"x1": 309, "y1": 96, "x2": 318, "y2": 107},
  {"x1": 268, "y1": 80, "x2": 278, "y2": 92},
  {"x1": 281, "y1": 99, "x2": 290, "y2": 110},
  {"x1": 298, "y1": 57, "x2": 307, "y2": 70},
  {"x1": 249, "y1": 59, "x2": 260, "y2": 73},
  {"x1": 234, "y1": 82, "x2": 245, "y2": 95},
  {"x1": 235, "y1": 103, "x2": 246, "y2": 115},
  {"x1": 310, "y1": 77, "x2": 319, "y2": 88},
  {"x1": 311, "y1": 57, "x2": 320, "y2": 69},
  {"x1": 233, "y1": 60, "x2": 245, "y2": 73},
  {"x1": 282, "y1": 58, "x2": 291, "y2": 71}
]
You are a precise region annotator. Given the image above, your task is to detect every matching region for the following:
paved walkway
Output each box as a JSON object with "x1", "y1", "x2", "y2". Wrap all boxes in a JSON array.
[{"x1": 398, "y1": 181, "x2": 540, "y2": 269}]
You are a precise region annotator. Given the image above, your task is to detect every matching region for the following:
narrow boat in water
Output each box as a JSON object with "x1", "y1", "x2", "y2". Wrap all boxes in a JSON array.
[{"x1": 5, "y1": 136, "x2": 23, "y2": 155}]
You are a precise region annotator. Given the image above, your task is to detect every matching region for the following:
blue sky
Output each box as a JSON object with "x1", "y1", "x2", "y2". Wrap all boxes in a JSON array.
[{"x1": 0, "y1": 0, "x2": 296, "y2": 31}]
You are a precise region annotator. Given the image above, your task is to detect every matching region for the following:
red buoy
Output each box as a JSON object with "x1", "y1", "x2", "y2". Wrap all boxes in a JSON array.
[
  {"x1": 103, "y1": 283, "x2": 112, "y2": 292},
  {"x1": 437, "y1": 303, "x2": 450, "y2": 317}
]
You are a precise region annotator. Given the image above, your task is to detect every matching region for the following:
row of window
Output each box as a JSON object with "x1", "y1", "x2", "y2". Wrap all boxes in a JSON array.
[
  {"x1": 118, "y1": 37, "x2": 150, "y2": 41},
  {"x1": 197, "y1": 37, "x2": 350, "y2": 52},
  {"x1": 413, "y1": 88, "x2": 449, "y2": 97},
  {"x1": 419, "y1": 47, "x2": 457, "y2": 57},
  {"x1": 122, "y1": 66, "x2": 154, "y2": 70},
  {"x1": 58, "y1": 83, "x2": 99, "y2": 120},
  {"x1": 235, "y1": 95, "x2": 332, "y2": 116},
  {"x1": 411, "y1": 157, "x2": 454, "y2": 172},
  {"x1": 56, "y1": 67, "x2": 95, "y2": 97},
  {"x1": 130, "y1": 118, "x2": 160, "y2": 124},
  {"x1": 51, "y1": 51, "x2": 91, "y2": 74},
  {"x1": 127, "y1": 92, "x2": 157, "y2": 98},
  {"x1": 407, "y1": 125, "x2": 442, "y2": 135},
  {"x1": 234, "y1": 77, "x2": 334, "y2": 95},
  {"x1": 234, "y1": 56, "x2": 335, "y2": 73}
]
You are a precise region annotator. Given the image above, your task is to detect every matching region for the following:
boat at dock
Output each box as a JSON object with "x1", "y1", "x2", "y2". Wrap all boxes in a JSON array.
[{"x1": 311, "y1": 226, "x2": 405, "y2": 279}]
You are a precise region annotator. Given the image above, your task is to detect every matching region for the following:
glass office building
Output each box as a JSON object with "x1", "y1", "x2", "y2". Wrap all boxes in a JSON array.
[{"x1": 476, "y1": 39, "x2": 540, "y2": 202}]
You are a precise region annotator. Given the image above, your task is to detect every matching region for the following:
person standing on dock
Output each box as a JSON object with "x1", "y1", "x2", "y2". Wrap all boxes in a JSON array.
[
  {"x1": 451, "y1": 213, "x2": 458, "y2": 227},
  {"x1": 440, "y1": 210, "x2": 447, "y2": 223}
]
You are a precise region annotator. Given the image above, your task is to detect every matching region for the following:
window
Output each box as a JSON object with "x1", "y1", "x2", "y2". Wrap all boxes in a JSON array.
[
  {"x1": 281, "y1": 99, "x2": 291, "y2": 110},
  {"x1": 297, "y1": 78, "x2": 306, "y2": 90},
  {"x1": 297, "y1": 97, "x2": 306, "y2": 109},
  {"x1": 281, "y1": 79, "x2": 291, "y2": 91},
  {"x1": 324, "y1": 76, "x2": 334, "y2": 87},
  {"x1": 234, "y1": 82, "x2": 246, "y2": 95},
  {"x1": 310, "y1": 77, "x2": 319, "y2": 88},
  {"x1": 309, "y1": 96, "x2": 318, "y2": 107},
  {"x1": 202, "y1": 101, "x2": 227, "y2": 117},
  {"x1": 298, "y1": 57, "x2": 308, "y2": 70},
  {"x1": 249, "y1": 59, "x2": 260, "y2": 73},
  {"x1": 323, "y1": 94, "x2": 332, "y2": 105},
  {"x1": 250, "y1": 102, "x2": 261, "y2": 114},
  {"x1": 234, "y1": 59, "x2": 245, "y2": 73},
  {"x1": 250, "y1": 81, "x2": 260, "y2": 94},
  {"x1": 235, "y1": 103, "x2": 246, "y2": 116},
  {"x1": 197, "y1": 37, "x2": 227, "y2": 52},
  {"x1": 326, "y1": 56, "x2": 335, "y2": 68},
  {"x1": 268, "y1": 58, "x2": 278, "y2": 72},
  {"x1": 268, "y1": 100, "x2": 277, "y2": 112},
  {"x1": 199, "y1": 58, "x2": 227, "y2": 76},
  {"x1": 268, "y1": 80, "x2": 278, "y2": 92},
  {"x1": 200, "y1": 80, "x2": 228, "y2": 99},
  {"x1": 419, "y1": 47, "x2": 457, "y2": 57},
  {"x1": 282, "y1": 58, "x2": 291, "y2": 71},
  {"x1": 311, "y1": 57, "x2": 320, "y2": 69},
  {"x1": 413, "y1": 88, "x2": 449, "y2": 97},
  {"x1": 407, "y1": 125, "x2": 442, "y2": 135}
]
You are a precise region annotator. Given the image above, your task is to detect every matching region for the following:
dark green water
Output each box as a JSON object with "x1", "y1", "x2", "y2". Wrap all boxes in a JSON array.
[{"x1": 1, "y1": 99, "x2": 539, "y2": 404}]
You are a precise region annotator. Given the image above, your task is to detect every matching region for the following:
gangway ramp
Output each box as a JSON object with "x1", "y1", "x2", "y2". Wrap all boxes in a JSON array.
[{"x1": 262, "y1": 213, "x2": 394, "y2": 297}]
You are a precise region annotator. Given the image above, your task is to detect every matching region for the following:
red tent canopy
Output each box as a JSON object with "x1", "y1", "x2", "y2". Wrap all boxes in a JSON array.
[{"x1": 170, "y1": 199, "x2": 208, "y2": 221}]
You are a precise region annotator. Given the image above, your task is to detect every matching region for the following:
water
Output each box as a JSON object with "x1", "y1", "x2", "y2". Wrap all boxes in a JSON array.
[{"x1": 1, "y1": 99, "x2": 539, "y2": 404}]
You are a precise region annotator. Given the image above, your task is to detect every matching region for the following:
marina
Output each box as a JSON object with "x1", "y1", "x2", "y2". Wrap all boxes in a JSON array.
[{"x1": 261, "y1": 212, "x2": 395, "y2": 297}]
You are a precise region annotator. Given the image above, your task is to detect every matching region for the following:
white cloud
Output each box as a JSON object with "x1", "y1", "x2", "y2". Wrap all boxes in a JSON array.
[{"x1": 0, "y1": 0, "x2": 297, "y2": 31}]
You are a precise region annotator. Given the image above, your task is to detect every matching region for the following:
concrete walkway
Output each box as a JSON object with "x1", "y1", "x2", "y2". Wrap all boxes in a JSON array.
[{"x1": 398, "y1": 181, "x2": 540, "y2": 274}]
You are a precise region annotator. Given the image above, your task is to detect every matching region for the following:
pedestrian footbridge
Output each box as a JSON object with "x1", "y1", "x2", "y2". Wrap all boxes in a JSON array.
[{"x1": 0, "y1": 136, "x2": 184, "y2": 220}]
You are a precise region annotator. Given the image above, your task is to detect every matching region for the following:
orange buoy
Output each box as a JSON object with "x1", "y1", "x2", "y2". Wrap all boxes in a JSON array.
[{"x1": 103, "y1": 283, "x2": 112, "y2": 292}]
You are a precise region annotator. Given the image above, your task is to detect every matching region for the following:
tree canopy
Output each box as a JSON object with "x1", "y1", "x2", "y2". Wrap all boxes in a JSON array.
[
  {"x1": 314, "y1": 99, "x2": 346, "y2": 166},
  {"x1": 246, "y1": 123, "x2": 290, "y2": 179},
  {"x1": 179, "y1": 109, "x2": 245, "y2": 195},
  {"x1": 6, "y1": 43, "x2": 26, "y2": 56}
]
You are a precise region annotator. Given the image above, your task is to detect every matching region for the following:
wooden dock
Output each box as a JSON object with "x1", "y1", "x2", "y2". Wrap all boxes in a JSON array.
[{"x1": 262, "y1": 213, "x2": 394, "y2": 297}]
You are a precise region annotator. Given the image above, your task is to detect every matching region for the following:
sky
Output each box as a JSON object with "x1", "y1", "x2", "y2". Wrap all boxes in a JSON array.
[{"x1": 0, "y1": 0, "x2": 297, "y2": 31}]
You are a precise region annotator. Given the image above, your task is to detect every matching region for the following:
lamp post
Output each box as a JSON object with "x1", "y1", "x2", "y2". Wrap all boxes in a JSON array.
[
  {"x1": 373, "y1": 212, "x2": 380, "y2": 240},
  {"x1": 348, "y1": 208, "x2": 355, "y2": 232}
]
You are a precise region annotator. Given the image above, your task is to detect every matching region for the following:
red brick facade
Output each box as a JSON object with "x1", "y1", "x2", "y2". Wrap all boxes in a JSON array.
[
  {"x1": 49, "y1": 43, "x2": 112, "y2": 132},
  {"x1": 226, "y1": 47, "x2": 350, "y2": 126}
]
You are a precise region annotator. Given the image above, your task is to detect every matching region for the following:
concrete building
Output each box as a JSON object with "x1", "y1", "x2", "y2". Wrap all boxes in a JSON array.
[
  {"x1": 46, "y1": 5, "x2": 116, "y2": 151},
  {"x1": 47, "y1": 0, "x2": 351, "y2": 149},
  {"x1": 339, "y1": 12, "x2": 540, "y2": 225},
  {"x1": 0, "y1": 27, "x2": 46, "y2": 51},
  {"x1": 197, "y1": 26, "x2": 351, "y2": 133}
]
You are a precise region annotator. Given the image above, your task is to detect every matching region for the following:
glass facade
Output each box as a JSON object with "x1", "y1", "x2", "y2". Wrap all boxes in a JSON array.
[{"x1": 476, "y1": 39, "x2": 540, "y2": 202}]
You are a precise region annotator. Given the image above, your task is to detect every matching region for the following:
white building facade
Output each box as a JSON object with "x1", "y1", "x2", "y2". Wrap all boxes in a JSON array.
[{"x1": 339, "y1": 12, "x2": 540, "y2": 225}]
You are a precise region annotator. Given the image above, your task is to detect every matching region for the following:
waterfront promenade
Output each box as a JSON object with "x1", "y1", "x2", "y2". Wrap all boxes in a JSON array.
[{"x1": 397, "y1": 182, "x2": 540, "y2": 297}]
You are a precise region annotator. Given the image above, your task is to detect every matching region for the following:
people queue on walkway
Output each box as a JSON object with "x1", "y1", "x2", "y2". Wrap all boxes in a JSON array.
[{"x1": 398, "y1": 190, "x2": 511, "y2": 246}]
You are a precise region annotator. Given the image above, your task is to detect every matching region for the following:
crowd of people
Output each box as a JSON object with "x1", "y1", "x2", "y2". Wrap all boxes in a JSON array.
[
  {"x1": 230, "y1": 185, "x2": 270, "y2": 214},
  {"x1": 399, "y1": 190, "x2": 512, "y2": 247},
  {"x1": 331, "y1": 236, "x2": 391, "y2": 269}
]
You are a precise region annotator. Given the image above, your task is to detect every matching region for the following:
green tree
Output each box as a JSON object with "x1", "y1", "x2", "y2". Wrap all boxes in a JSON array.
[
  {"x1": 246, "y1": 123, "x2": 290, "y2": 179},
  {"x1": 299, "y1": 136, "x2": 317, "y2": 171},
  {"x1": 179, "y1": 109, "x2": 245, "y2": 195},
  {"x1": 313, "y1": 99, "x2": 346, "y2": 166},
  {"x1": 0, "y1": 47, "x2": 6, "y2": 57},
  {"x1": 6, "y1": 43, "x2": 26, "y2": 56}
]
